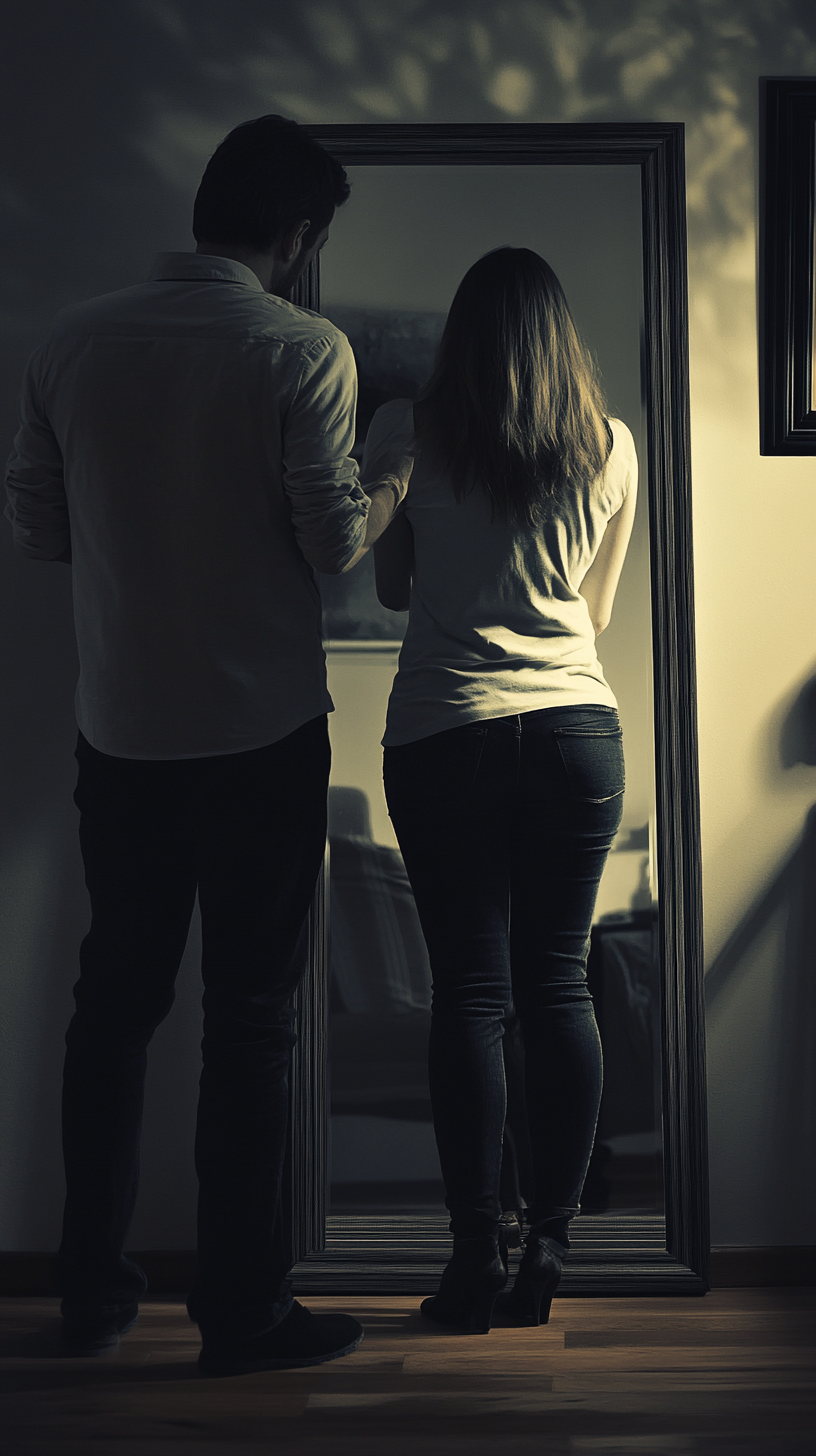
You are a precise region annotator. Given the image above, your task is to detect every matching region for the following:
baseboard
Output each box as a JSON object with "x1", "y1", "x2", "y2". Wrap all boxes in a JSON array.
[
  {"x1": 1, "y1": 1246, "x2": 814, "y2": 1296},
  {"x1": 0, "y1": 1252, "x2": 198, "y2": 1297},
  {"x1": 709, "y1": 1245, "x2": 816, "y2": 1288}
]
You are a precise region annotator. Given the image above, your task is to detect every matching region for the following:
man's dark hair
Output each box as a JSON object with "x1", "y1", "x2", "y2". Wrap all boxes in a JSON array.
[{"x1": 193, "y1": 114, "x2": 350, "y2": 251}]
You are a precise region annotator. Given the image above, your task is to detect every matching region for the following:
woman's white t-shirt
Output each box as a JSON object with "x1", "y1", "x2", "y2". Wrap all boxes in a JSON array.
[{"x1": 364, "y1": 399, "x2": 638, "y2": 748}]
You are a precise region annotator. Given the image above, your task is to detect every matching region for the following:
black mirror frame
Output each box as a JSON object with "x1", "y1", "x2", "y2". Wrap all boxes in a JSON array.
[
  {"x1": 760, "y1": 77, "x2": 816, "y2": 454},
  {"x1": 287, "y1": 123, "x2": 708, "y2": 1296}
]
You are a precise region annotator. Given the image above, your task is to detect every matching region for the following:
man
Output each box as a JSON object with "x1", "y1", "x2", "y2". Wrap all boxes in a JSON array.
[{"x1": 4, "y1": 114, "x2": 412, "y2": 1377}]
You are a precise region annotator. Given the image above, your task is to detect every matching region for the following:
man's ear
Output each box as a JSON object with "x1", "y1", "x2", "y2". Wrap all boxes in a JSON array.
[{"x1": 280, "y1": 219, "x2": 311, "y2": 262}]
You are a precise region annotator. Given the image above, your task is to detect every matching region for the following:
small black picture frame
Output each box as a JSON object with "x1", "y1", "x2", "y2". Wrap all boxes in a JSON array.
[{"x1": 760, "y1": 76, "x2": 816, "y2": 454}]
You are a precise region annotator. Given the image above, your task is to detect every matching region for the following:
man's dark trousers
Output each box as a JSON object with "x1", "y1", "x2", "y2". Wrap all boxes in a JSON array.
[{"x1": 58, "y1": 715, "x2": 331, "y2": 1342}]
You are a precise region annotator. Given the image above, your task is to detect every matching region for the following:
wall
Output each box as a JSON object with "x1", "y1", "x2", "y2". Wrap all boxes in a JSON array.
[{"x1": 2, "y1": 0, "x2": 816, "y2": 1251}]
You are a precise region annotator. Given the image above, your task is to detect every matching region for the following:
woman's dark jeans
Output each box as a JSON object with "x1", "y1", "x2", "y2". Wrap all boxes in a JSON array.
[
  {"x1": 59, "y1": 716, "x2": 331, "y2": 1342},
  {"x1": 383, "y1": 706, "x2": 625, "y2": 1249}
]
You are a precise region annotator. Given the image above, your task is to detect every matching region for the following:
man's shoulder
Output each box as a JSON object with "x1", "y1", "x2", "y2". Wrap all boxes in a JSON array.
[
  {"x1": 50, "y1": 282, "x2": 156, "y2": 331},
  {"x1": 40, "y1": 279, "x2": 354, "y2": 388},
  {"x1": 262, "y1": 297, "x2": 352, "y2": 358},
  {"x1": 47, "y1": 280, "x2": 348, "y2": 348}
]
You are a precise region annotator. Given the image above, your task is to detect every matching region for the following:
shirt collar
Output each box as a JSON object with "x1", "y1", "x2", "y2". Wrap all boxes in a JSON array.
[{"x1": 148, "y1": 252, "x2": 265, "y2": 291}]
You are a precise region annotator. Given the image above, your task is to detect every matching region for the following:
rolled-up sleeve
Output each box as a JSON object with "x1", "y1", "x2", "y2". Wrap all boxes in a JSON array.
[
  {"x1": 282, "y1": 330, "x2": 369, "y2": 574},
  {"x1": 4, "y1": 346, "x2": 71, "y2": 560}
]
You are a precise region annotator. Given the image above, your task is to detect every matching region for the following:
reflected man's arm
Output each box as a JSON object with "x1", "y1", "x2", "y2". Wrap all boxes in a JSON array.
[{"x1": 373, "y1": 508, "x2": 413, "y2": 612}]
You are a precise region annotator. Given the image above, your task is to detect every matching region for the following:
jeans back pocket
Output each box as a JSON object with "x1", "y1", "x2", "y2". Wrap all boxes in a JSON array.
[{"x1": 554, "y1": 725, "x2": 625, "y2": 803}]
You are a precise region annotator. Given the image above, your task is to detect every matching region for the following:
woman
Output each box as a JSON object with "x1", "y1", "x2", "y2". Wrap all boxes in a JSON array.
[{"x1": 366, "y1": 247, "x2": 638, "y2": 1333}]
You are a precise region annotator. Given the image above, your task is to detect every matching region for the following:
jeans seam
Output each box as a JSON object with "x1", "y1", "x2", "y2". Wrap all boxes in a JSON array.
[
  {"x1": 469, "y1": 728, "x2": 489, "y2": 792},
  {"x1": 552, "y1": 728, "x2": 623, "y2": 739}
]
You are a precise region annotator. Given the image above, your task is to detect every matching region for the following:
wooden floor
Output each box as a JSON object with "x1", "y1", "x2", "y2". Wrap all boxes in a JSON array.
[{"x1": 1, "y1": 1289, "x2": 814, "y2": 1454}]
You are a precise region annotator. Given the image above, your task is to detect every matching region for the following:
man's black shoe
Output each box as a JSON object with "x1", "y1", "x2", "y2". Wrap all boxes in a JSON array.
[
  {"x1": 61, "y1": 1303, "x2": 139, "y2": 1355},
  {"x1": 198, "y1": 1299, "x2": 364, "y2": 1376}
]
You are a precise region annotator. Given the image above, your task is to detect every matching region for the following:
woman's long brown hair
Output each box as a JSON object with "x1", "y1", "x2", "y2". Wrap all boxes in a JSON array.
[{"x1": 414, "y1": 247, "x2": 611, "y2": 526}]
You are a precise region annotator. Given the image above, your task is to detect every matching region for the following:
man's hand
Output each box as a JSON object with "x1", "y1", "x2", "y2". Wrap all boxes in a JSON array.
[{"x1": 341, "y1": 444, "x2": 415, "y2": 572}]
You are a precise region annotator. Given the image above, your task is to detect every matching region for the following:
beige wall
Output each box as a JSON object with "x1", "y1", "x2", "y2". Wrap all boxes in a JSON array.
[{"x1": 2, "y1": 0, "x2": 816, "y2": 1250}]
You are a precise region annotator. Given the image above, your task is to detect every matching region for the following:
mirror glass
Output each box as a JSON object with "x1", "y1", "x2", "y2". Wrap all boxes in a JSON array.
[{"x1": 317, "y1": 163, "x2": 662, "y2": 1232}]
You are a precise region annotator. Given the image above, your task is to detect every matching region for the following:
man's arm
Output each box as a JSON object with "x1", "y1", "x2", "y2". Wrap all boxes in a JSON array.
[
  {"x1": 341, "y1": 394, "x2": 416, "y2": 574},
  {"x1": 4, "y1": 347, "x2": 72, "y2": 563},
  {"x1": 341, "y1": 453, "x2": 414, "y2": 574},
  {"x1": 282, "y1": 331, "x2": 414, "y2": 575},
  {"x1": 282, "y1": 332, "x2": 415, "y2": 574}
]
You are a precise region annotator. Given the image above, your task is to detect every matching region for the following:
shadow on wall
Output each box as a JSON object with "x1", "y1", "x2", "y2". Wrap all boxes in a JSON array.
[
  {"x1": 4, "y1": 3, "x2": 816, "y2": 398},
  {"x1": 779, "y1": 674, "x2": 816, "y2": 771},
  {"x1": 705, "y1": 673, "x2": 816, "y2": 1243}
]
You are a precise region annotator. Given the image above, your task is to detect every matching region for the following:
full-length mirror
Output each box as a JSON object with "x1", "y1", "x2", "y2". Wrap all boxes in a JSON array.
[{"x1": 289, "y1": 126, "x2": 706, "y2": 1296}]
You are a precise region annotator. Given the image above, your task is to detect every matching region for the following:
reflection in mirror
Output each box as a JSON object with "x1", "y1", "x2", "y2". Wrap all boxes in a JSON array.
[{"x1": 318, "y1": 164, "x2": 661, "y2": 1234}]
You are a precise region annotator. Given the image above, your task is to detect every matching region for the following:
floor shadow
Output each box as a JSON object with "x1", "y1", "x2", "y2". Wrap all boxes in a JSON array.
[{"x1": 0, "y1": 1361, "x2": 202, "y2": 1392}]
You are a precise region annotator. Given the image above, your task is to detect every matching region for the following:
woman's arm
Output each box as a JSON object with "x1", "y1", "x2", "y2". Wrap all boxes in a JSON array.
[
  {"x1": 373, "y1": 508, "x2": 414, "y2": 612},
  {"x1": 579, "y1": 475, "x2": 638, "y2": 635}
]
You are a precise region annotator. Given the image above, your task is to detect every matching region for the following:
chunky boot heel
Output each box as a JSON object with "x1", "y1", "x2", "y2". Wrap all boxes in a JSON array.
[
  {"x1": 496, "y1": 1234, "x2": 564, "y2": 1327},
  {"x1": 420, "y1": 1235, "x2": 508, "y2": 1334},
  {"x1": 510, "y1": 1271, "x2": 557, "y2": 1326}
]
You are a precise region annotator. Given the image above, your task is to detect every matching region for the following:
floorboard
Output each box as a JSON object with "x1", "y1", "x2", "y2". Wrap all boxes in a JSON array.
[{"x1": 1, "y1": 1290, "x2": 813, "y2": 1454}]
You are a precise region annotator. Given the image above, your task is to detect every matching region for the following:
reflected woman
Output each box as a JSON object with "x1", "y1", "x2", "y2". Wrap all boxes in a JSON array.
[{"x1": 367, "y1": 247, "x2": 638, "y2": 1332}]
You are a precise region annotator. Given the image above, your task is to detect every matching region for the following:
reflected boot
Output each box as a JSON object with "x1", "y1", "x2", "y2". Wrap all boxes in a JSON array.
[
  {"x1": 496, "y1": 1232, "x2": 566, "y2": 1327},
  {"x1": 498, "y1": 1209, "x2": 523, "y2": 1250},
  {"x1": 420, "y1": 1235, "x2": 508, "y2": 1334}
]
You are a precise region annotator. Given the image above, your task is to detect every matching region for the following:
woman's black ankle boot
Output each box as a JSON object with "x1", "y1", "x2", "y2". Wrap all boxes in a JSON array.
[
  {"x1": 420, "y1": 1235, "x2": 508, "y2": 1334},
  {"x1": 497, "y1": 1233, "x2": 565, "y2": 1327}
]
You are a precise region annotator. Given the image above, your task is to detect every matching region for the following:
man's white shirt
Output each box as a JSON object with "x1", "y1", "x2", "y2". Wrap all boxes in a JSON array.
[{"x1": 5, "y1": 253, "x2": 369, "y2": 758}]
